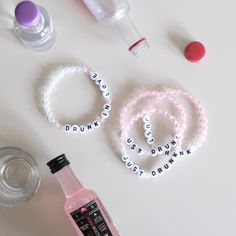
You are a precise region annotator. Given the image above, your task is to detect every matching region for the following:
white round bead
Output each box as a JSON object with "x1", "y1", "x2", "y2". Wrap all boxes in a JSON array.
[
  {"x1": 79, "y1": 125, "x2": 86, "y2": 134},
  {"x1": 170, "y1": 138, "x2": 177, "y2": 147},
  {"x1": 157, "y1": 168, "x2": 164, "y2": 175},
  {"x1": 156, "y1": 146, "x2": 164, "y2": 155},
  {"x1": 164, "y1": 150, "x2": 171, "y2": 156},
  {"x1": 100, "y1": 84, "x2": 108, "y2": 91},
  {"x1": 186, "y1": 149, "x2": 192, "y2": 155},
  {"x1": 172, "y1": 151, "x2": 178, "y2": 158},
  {"x1": 142, "y1": 115, "x2": 150, "y2": 123},
  {"x1": 52, "y1": 122, "x2": 60, "y2": 128},
  {"x1": 101, "y1": 111, "x2": 109, "y2": 119},
  {"x1": 122, "y1": 155, "x2": 129, "y2": 162},
  {"x1": 103, "y1": 104, "x2": 111, "y2": 111},
  {"x1": 138, "y1": 170, "x2": 145, "y2": 177},
  {"x1": 144, "y1": 130, "x2": 152, "y2": 138},
  {"x1": 168, "y1": 158, "x2": 175, "y2": 165},
  {"x1": 93, "y1": 120, "x2": 100, "y2": 129},
  {"x1": 64, "y1": 125, "x2": 71, "y2": 133},
  {"x1": 126, "y1": 137, "x2": 133, "y2": 145},
  {"x1": 147, "y1": 137, "x2": 155, "y2": 145},
  {"x1": 48, "y1": 115, "x2": 55, "y2": 123},
  {"x1": 151, "y1": 149, "x2": 157, "y2": 157},
  {"x1": 137, "y1": 148, "x2": 143, "y2": 155},
  {"x1": 86, "y1": 123, "x2": 94, "y2": 132},
  {"x1": 132, "y1": 165, "x2": 140, "y2": 174},
  {"x1": 178, "y1": 150, "x2": 185, "y2": 157},
  {"x1": 144, "y1": 123, "x2": 151, "y2": 131},
  {"x1": 126, "y1": 161, "x2": 133, "y2": 169},
  {"x1": 90, "y1": 72, "x2": 99, "y2": 80},
  {"x1": 72, "y1": 125, "x2": 79, "y2": 134},
  {"x1": 145, "y1": 172, "x2": 152, "y2": 178},
  {"x1": 151, "y1": 171, "x2": 157, "y2": 177},
  {"x1": 130, "y1": 143, "x2": 137, "y2": 151},
  {"x1": 95, "y1": 78, "x2": 103, "y2": 85},
  {"x1": 164, "y1": 164, "x2": 170, "y2": 170},
  {"x1": 164, "y1": 143, "x2": 171, "y2": 150},
  {"x1": 103, "y1": 91, "x2": 110, "y2": 98}
]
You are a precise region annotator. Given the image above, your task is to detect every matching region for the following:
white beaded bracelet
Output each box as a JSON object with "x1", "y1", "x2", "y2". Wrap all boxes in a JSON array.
[{"x1": 41, "y1": 65, "x2": 112, "y2": 134}]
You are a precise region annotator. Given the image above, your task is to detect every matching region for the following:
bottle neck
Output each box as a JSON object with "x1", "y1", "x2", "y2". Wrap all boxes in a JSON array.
[
  {"x1": 55, "y1": 166, "x2": 83, "y2": 198},
  {"x1": 111, "y1": 16, "x2": 149, "y2": 57}
]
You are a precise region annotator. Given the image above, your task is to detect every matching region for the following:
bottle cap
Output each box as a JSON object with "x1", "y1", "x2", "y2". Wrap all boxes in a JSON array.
[
  {"x1": 184, "y1": 41, "x2": 206, "y2": 63},
  {"x1": 47, "y1": 154, "x2": 70, "y2": 174},
  {"x1": 15, "y1": 1, "x2": 40, "y2": 27}
]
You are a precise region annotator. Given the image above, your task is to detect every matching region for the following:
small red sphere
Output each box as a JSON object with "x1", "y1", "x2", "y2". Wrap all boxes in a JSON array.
[{"x1": 184, "y1": 41, "x2": 206, "y2": 63}]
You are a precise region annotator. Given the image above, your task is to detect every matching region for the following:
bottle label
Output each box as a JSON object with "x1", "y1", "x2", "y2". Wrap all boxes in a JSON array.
[{"x1": 71, "y1": 200, "x2": 113, "y2": 236}]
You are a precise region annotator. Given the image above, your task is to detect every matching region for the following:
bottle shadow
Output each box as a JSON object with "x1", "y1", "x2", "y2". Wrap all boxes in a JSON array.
[
  {"x1": 166, "y1": 24, "x2": 193, "y2": 56},
  {"x1": 56, "y1": 0, "x2": 115, "y2": 42},
  {"x1": 0, "y1": 108, "x2": 77, "y2": 236},
  {"x1": 0, "y1": 177, "x2": 77, "y2": 236},
  {"x1": 0, "y1": 0, "x2": 21, "y2": 42},
  {"x1": 168, "y1": 32, "x2": 190, "y2": 55}
]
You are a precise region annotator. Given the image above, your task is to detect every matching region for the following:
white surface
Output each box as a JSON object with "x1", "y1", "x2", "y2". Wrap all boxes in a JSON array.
[{"x1": 0, "y1": 0, "x2": 235, "y2": 235}]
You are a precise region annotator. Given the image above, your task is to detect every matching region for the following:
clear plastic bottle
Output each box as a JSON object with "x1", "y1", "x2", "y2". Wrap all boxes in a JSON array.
[
  {"x1": 47, "y1": 154, "x2": 120, "y2": 236},
  {"x1": 82, "y1": 0, "x2": 149, "y2": 57},
  {"x1": 14, "y1": 1, "x2": 56, "y2": 52}
]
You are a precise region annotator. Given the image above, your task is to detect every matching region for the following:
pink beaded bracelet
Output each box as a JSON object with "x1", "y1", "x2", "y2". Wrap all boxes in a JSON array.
[{"x1": 119, "y1": 88, "x2": 208, "y2": 178}]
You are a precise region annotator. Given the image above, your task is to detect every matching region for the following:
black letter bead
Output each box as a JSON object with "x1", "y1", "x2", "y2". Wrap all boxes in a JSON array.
[
  {"x1": 152, "y1": 171, "x2": 157, "y2": 176},
  {"x1": 164, "y1": 164, "x2": 169, "y2": 169},
  {"x1": 165, "y1": 150, "x2": 170, "y2": 156}
]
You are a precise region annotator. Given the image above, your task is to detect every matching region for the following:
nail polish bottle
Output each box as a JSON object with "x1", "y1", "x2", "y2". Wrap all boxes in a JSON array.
[
  {"x1": 82, "y1": 0, "x2": 149, "y2": 57},
  {"x1": 47, "y1": 154, "x2": 120, "y2": 236}
]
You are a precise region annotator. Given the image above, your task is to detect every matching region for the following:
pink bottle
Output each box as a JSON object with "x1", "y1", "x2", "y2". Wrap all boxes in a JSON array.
[{"x1": 47, "y1": 154, "x2": 120, "y2": 236}]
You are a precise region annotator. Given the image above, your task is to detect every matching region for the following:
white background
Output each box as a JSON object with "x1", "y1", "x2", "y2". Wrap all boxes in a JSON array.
[{"x1": 0, "y1": 0, "x2": 235, "y2": 235}]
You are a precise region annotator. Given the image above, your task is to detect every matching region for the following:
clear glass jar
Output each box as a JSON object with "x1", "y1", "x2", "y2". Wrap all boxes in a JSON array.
[
  {"x1": 0, "y1": 147, "x2": 41, "y2": 207},
  {"x1": 14, "y1": 1, "x2": 56, "y2": 52}
]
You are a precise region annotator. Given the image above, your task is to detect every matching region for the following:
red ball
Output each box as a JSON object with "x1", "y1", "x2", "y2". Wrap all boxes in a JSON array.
[{"x1": 184, "y1": 41, "x2": 206, "y2": 63}]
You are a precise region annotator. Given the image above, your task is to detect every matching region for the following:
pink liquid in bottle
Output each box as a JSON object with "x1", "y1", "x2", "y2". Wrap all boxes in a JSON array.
[{"x1": 47, "y1": 154, "x2": 120, "y2": 236}]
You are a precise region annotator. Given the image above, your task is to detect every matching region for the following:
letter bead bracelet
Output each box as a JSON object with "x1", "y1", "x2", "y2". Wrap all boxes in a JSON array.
[
  {"x1": 41, "y1": 65, "x2": 112, "y2": 134},
  {"x1": 119, "y1": 88, "x2": 208, "y2": 178}
]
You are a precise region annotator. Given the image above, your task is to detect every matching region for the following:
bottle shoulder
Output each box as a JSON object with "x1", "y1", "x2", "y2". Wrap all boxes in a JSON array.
[{"x1": 64, "y1": 188, "x2": 98, "y2": 213}]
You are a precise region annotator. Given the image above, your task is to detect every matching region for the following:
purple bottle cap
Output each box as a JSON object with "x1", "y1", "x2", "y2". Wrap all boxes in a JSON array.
[{"x1": 15, "y1": 1, "x2": 40, "y2": 27}]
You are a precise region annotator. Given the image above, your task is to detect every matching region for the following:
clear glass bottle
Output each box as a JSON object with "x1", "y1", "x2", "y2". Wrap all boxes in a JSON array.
[
  {"x1": 47, "y1": 154, "x2": 120, "y2": 236},
  {"x1": 0, "y1": 147, "x2": 41, "y2": 207},
  {"x1": 14, "y1": 1, "x2": 56, "y2": 52},
  {"x1": 82, "y1": 0, "x2": 149, "y2": 57}
]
